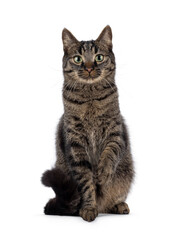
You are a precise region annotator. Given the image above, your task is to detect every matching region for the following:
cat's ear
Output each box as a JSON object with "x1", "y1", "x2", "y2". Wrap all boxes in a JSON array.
[
  {"x1": 62, "y1": 28, "x2": 79, "y2": 52},
  {"x1": 96, "y1": 25, "x2": 112, "y2": 49}
]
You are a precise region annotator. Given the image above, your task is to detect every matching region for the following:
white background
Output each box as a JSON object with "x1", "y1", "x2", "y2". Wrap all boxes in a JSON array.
[{"x1": 0, "y1": 0, "x2": 180, "y2": 239}]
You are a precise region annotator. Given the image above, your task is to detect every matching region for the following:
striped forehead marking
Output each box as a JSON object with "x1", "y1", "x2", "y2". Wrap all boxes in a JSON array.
[{"x1": 78, "y1": 41, "x2": 98, "y2": 54}]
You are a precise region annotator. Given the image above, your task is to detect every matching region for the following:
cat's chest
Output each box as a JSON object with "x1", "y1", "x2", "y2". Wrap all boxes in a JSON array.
[
  {"x1": 82, "y1": 102, "x2": 106, "y2": 162},
  {"x1": 82, "y1": 100, "x2": 104, "y2": 123},
  {"x1": 83, "y1": 104, "x2": 100, "y2": 147},
  {"x1": 86, "y1": 127, "x2": 100, "y2": 168}
]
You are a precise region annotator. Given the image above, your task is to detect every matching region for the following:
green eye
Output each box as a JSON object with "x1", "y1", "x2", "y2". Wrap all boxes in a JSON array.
[
  {"x1": 95, "y1": 54, "x2": 104, "y2": 62},
  {"x1": 73, "y1": 56, "x2": 82, "y2": 64}
]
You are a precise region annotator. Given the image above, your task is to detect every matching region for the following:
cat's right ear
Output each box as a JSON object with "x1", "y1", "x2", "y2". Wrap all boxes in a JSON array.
[
  {"x1": 96, "y1": 25, "x2": 112, "y2": 50},
  {"x1": 62, "y1": 28, "x2": 79, "y2": 52}
]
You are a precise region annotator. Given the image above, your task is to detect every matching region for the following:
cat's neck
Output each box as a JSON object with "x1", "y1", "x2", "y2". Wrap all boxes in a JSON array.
[
  {"x1": 63, "y1": 76, "x2": 117, "y2": 99},
  {"x1": 62, "y1": 75, "x2": 120, "y2": 119}
]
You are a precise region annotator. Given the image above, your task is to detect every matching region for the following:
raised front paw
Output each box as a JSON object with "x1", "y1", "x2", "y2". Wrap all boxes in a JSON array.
[
  {"x1": 97, "y1": 164, "x2": 113, "y2": 186},
  {"x1": 79, "y1": 207, "x2": 98, "y2": 222}
]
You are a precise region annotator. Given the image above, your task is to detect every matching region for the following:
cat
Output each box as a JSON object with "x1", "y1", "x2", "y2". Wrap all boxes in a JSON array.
[{"x1": 41, "y1": 25, "x2": 134, "y2": 222}]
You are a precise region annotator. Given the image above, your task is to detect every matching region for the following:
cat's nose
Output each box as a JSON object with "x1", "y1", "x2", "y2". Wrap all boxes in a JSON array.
[{"x1": 86, "y1": 67, "x2": 93, "y2": 73}]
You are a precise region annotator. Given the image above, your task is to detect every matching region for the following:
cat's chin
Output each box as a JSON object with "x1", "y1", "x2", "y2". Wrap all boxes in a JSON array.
[
  {"x1": 75, "y1": 75, "x2": 103, "y2": 84},
  {"x1": 79, "y1": 77, "x2": 102, "y2": 84}
]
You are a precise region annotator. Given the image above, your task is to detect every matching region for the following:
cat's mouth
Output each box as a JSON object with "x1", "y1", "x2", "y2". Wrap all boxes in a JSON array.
[{"x1": 78, "y1": 69, "x2": 101, "y2": 80}]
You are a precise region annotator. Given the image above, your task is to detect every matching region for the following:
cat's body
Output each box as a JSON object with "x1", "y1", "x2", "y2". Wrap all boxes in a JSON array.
[{"x1": 42, "y1": 26, "x2": 134, "y2": 222}]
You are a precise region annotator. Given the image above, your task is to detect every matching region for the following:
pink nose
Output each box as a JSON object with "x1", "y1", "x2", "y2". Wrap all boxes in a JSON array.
[{"x1": 86, "y1": 68, "x2": 93, "y2": 73}]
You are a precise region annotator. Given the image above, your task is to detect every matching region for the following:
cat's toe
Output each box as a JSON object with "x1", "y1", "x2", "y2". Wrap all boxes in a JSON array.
[{"x1": 79, "y1": 207, "x2": 98, "y2": 222}]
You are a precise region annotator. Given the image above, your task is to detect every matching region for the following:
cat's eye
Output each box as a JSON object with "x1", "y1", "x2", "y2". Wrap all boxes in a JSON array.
[
  {"x1": 95, "y1": 54, "x2": 104, "y2": 62},
  {"x1": 73, "y1": 56, "x2": 82, "y2": 64}
]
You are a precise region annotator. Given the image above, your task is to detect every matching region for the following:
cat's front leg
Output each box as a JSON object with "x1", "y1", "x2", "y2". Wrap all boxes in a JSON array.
[
  {"x1": 68, "y1": 136, "x2": 98, "y2": 222},
  {"x1": 97, "y1": 133, "x2": 126, "y2": 186},
  {"x1": 97, "y1": 143, "x2": 117, "y2": 186}
]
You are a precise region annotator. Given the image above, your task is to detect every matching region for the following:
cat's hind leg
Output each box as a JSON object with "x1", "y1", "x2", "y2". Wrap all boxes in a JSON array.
[
  {"x1": 44, "y1": 198, "x2": 59, "y2": 215},
  {"x1": 110, "y1": 202, "x2": 130, "y2": 214},
  {"x1": 41, "y1": 168, "x2": 80, "y2": 216},
  {"x1": 44, "y1": 197, "x2": 79, "y2": 216}
]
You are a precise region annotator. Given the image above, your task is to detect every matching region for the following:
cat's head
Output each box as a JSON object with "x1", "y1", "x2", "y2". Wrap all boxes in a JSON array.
[{"x1": 62, "y1": 26, "x2": 115, "y2": 84}]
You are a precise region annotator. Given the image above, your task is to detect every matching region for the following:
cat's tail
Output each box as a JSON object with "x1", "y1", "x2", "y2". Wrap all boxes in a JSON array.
[{"x1": 41, "y1": 168, "x2": 81, "y2": 216}]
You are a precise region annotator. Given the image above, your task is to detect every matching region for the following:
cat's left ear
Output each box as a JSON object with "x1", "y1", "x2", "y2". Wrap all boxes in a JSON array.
[
  {"x1": 62, "y1": 28, "x2": 79, "y2": 52},
  {"x1": 96, "y1": 25, "x2": 112, "y2": 49}
]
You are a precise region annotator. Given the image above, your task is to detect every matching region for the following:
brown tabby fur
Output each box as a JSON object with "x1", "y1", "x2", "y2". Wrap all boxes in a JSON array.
[{"x1": 41, "y1": 26, "x2": 134, "y2": 222}]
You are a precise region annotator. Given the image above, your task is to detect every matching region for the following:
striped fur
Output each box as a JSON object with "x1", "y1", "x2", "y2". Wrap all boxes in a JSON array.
[{"x1": 42, "y1": 26, "x2": 134, "y2": 222}]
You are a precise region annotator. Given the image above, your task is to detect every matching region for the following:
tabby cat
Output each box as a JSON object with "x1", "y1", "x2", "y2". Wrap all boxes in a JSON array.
[{"x1": 41, "y1": 25, "x2": 134, "y2": 222}]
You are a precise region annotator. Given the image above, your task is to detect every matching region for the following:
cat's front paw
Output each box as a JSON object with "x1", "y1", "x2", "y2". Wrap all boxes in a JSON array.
[
  {"x1": 97, "y1": 164, "x2": 113, "y2": 186},
  {"x1": 79, "y1": 207, "x2": 98, "y2": 222}
]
